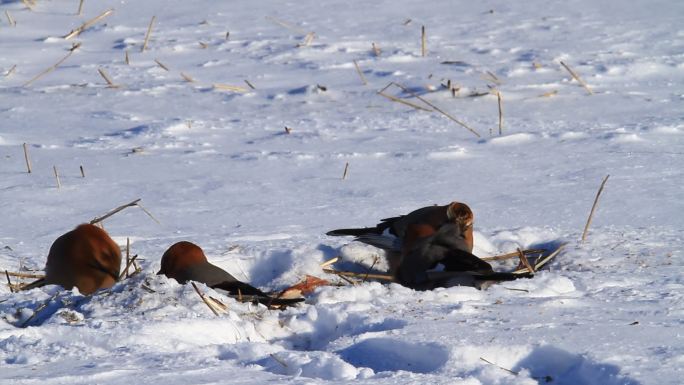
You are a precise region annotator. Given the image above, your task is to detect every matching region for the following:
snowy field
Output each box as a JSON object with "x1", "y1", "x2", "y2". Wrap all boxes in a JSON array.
[{"x1": 1, "y1": 0, "x2": 683, "y2": 384}]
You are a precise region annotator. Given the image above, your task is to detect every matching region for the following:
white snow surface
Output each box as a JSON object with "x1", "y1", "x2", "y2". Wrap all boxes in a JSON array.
[{"x1": 1, "y1": 0, "x2": 683, "y2": 384}]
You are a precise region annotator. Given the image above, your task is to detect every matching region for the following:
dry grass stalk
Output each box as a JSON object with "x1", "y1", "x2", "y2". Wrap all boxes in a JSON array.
[
  {"x1": 480, "y1": 357, "x2": 519, "y2": 376},
  {"x1": 180, "y1": 72, "x2": 195, "y2": 82},
  {"x1": 124, "y1": 50, "x2": 130, "y2": 65},
  {"x1": 6, "y1": 271, "x2": 45, "y2": 279},
  {"x1": 154, "y1": 59, "x2": 169, "y2": 71},
  {"x1": 581, "y1": 174, "x2": 610, "y2": 243},
  {"x1": 319, "y1": 256, "x2": 339, "y2": 268},
  {"x1": 53, "y1": 166, "x2": 61, "y2": 189},
  {"x1": 377, "y1": 91, "x2": 433, "y2": 112},
  {"x1": 213, "y1": 84, "x2": 248, "y2": 92},
  {"x1": 540, "y1": 90, "x2": 558, "y2": 98},
  {"x1": 269, "y1": 353, "x2": 288, "y2": 368},
  {"x1": 77, "y1": 0, "x2": 85, "y2": 16},
  {"x1": 482, "y1": 71, "x2": 501, "y2": 85},
  {"x1": 482, "y1": 248, "x2": 546, "y2": 262},
  {"x1": 392, "y1": 82, "x2": 481, "y2": 137},
  {"x1": 297, "y1": 32, "x2": 315, "y2": 47},
  {"x1": 517, "y1": 248, "x2": 535, "y2": 273},
  {"x1": 353, "y1": 60, "x2": 368, "y2": 85},
  {"x1": 97, "y1": 68, "x2": 118, "y2": 88},
  {"x1": 135, "y1": 201, "x2": 160, "y2": 224},
  {"x1": 497, "y1": 90, "x2": 503, "y2": 135},
  {"x1": 363, "y1": 255, "x2": 380, "y2": 282},
  {"x1": 560, "y1": 61, "x2": 593, "y2": 95},
  {"x1": 22, "y1": 143, "x2": 32, "y2": 173},
  {"x1": 125, "y1": 237, "x2": 130, "y2": 278},
  {"x1": 323, "y1": 268, "x2": 395, "y2": 282},
  {"x1": 23, "y1": 43, "x2": 81, "y2": 87},
  {"x1": 403, "y1": 18, "x2": 412, "y2": 25},
  {"x1": 89, "y1": 198, "x2": 141, "y2": 224},
  {"x1": 371, "y1": 42, "x2": 381, "y2": 56},
  {"x1": 141, "y1": 16, "x2": 156, "y2": 52},
  {"x1": 206, "y1": 296, "x2": 228, "y2": 311},
  {"x1": 21, "y1": 293, "x2": 59, "y2": 328},
  {"x1": 342, "y1": 162, "x2": 349, "y2": 180},
  {"x1": 244, "y1": 79, "x2": 256, "y2": 89},
  {"x1": 79, "y1": 165, "x2": 85, "y2": 178},
  {"x1": 6, "y1": 11, "x2": 16, "y2": 27},
  {"x1": 118, "y1": 254, "x2": 138, "y2": 280},
  {"x1": 265, "y1": 16, "x2": 307, "y2": 34},
  {"x1": 5, "y1": 270, "x2": 14, "y2": 293},
  {"x1": 21, "y1": 0, "x2": 33, "y2": 11},
  {"x1": 421, "y1": 25, "x2": 426, "y2": 57},
  {"x1": 64, "y1": 9, "x2": 114, "y2": 40},
  {"x1": 198, "y1": 41, "x2": 209, "y2": 49},
  {"x1": 4, "y1": 65, "x2": 17, "y2": 77},
  {"x1": 191, "y1": 282, "x2": 220, "y2": 316},
  {"x1": 284, "y1": 126, "x2": 292, "y2": 134}
]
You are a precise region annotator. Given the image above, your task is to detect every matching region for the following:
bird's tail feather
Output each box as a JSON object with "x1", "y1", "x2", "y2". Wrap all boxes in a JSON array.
[{"x1": 326, "y1": 227, "x2": 381, "y2": 237}]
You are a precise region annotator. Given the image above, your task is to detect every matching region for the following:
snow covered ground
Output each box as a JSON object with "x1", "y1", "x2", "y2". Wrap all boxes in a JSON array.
[{"x1": 1, "y1": 0, "x2": 683, "y2": 383}]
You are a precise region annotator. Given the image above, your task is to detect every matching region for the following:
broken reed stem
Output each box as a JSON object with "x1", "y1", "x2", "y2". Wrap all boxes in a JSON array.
[
  {"x1": 79, "y1": 165, "x2": 85, "y2": 178},
  {"x1": 192, "y1": 282, "x2": 220, "y2": 316},
  {"x1": 23, "y1": 43, "x2": 81, "y2": 87},
  {"x1": 141, "y1": 16, "x2": 156, "y2": 53},
  {"x1": 5, "y1": 271, "x2": 45, "y2": 279},
  {"x1": 363, "y1": 256, "x2": 380, "y2": 282},
  {"x1": 270, "y1": 353, "x2": 289, "y2": 368},
  {"x1": 342, "y1": 162, "x2": 349, "y2": 180},
  {"x1": 353, "y1": 60, "x2": 368, "y2": 85},
  {"x1": 517, "y1": 248, "x2": 535, "y2": 273},
  {"x1": 89, "y1": 198, "x2": 141, "y2": 224},
  {"x1": 64, "y1": 9, "x2": 114, "y2": 40},
  {"x1": 323, "y1": 268, "x2": 395, "y2": 282},
  {"x1": 581, "y1": 174, "x2": 610, "y2": 243},
  {"x1": 297, "y1": 32, "x2": 315, "y2": 47},
  {"x1": 4, "y1": 65, "x2": 17, "y2": 78},
  {"x1": 480, "y1": 357, "x2": 519, "y2": 376},
  {"x1": 135, "y1": 202, "x2": 160, "y2": 224},
  {"x1": 21, "y1": 0, "x2": 33, "y2": 11},
  {"x1": 481, "y1": 249, "x2": 546, "y2": 262},
  {"x1": 560, "y1": 61, "x2": 593, "y2": 95},
  {"x1": 497, "y1": 91, "x2": 503, "y2": 135},
  {"x1": 392, "y1": 82, "x2": 481, "y2": 137},
  {"x1": 125, "y1": 237, "x2": 130, "y2": 278},
  {"x1": 97, "y1": 68, "x2": 117, "y2": 87},
  {"x1": 377, "y1": 91, "x2": 433, "y2": 112},
  {"x1": 421, "y1": 25, "x2": 426, "y2": 57},
  {"x1": 124, "y1": 50, "x2": 130, "y2": 65},
  {"x1": 22, "y1": 143, "x2": 32, "y2": 173},
  {"x1": 319, "y1": 256, "x2": 340, "y2": 268},
  {"x1": 244, "y1": 79, "x2": 256, "y2": 89},
  {"x1": 154, "y1": 59, "x2": 169, "y2": 71},
  {"x1": 6, "y1": 11, "x2": 16, "y2": 27},
  {"x1": 21, "y1": 293, "x2": 58, "y2": 328},
  {"x1": 53, "y1": 166, "x2": 61, "y2": 189},
  {"x1": 118, "y1": 254, "x2": 138, "y2": 280},
  {"x1": 371, "y1": 42, "x2": 381, "y2": 56},
  {"x1": 181, "y1": 72, "x2": 195, "y2": 83},
  {"x1": 5, "y1": 270, "x2": 14, "y2": 293},
  {"x1": 213, "y1": 84, "x2": 248, "y2": 92},
  {"x1": 265, "y1": 16, "x2": 307, "y2": 34},
  {"x1": 77, "y1": 0, "x2": 85, "y2": 16}
]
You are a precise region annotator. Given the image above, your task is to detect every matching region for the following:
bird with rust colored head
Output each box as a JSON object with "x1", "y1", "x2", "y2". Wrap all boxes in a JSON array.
[
  {"x1": 21, "y1": 224, "x2": 122, "y2": 295},
  {"x1": 327, "y1": 201, "x2": 496, "y2": 288},
  {"x1": 158, "y1": 241, "x2": 302, "y2": 307}
]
